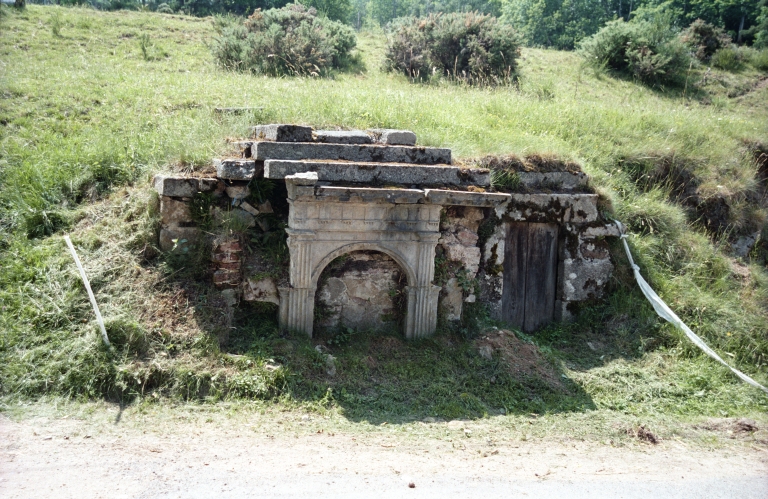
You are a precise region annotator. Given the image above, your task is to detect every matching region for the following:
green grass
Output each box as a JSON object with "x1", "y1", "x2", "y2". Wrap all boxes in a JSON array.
[{"x1": 1, "y1": 5, "x2": 768, "y2": 429}]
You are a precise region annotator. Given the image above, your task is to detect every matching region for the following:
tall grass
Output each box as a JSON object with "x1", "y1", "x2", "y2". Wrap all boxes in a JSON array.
[{"x1": 1, "y1": 6, "x2": 767, "y2": 415}]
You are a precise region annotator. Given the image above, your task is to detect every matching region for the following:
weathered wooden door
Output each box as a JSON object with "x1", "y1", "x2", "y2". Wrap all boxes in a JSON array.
[{"x1": 502, "y1": 222, "x2": 559, "y2": 332}]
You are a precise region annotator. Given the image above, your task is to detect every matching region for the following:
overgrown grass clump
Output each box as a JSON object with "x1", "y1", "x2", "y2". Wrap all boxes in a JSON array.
[
  {"x1": 1, "y1": 6, "x2": 768, "y2": 420},
  {"x1": 384, "y1": 12, "x2": 520, "y2": 84},
  {"x1": 211, "y1": 5, "x2": 357, "y2": 76}
]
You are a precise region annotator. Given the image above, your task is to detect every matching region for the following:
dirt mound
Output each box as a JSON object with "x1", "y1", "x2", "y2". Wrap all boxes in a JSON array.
[
  {"x1": 474, "y1": 329, "x2": 563, "y2": 389},
  {"x1": 695, "y1": 417, "x2": 760, "y2": 437}
]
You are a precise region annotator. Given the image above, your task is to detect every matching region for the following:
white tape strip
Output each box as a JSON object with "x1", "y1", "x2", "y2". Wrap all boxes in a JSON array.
[
  {"x1": 64, "y1": 235, "x2": 111, "y2": 347},
  {"x1": 615, "y1": 221, "x2": 767, "y2": 395}
]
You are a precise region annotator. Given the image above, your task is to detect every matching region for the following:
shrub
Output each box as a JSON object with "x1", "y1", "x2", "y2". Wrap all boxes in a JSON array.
[
  {"x1": 748, "y1": 48, "x2": 768, "y2": 71},
  {"x1": 211, "y1": 4, "x2": 357, "y2": 76},
  {"x1": 384, "y1": 12, "x2": 521, "y2": 84},
  {"x1": 711, "y1": 47, "x2": 743, "y2": 70},
  {"x1": 579, "y1": 17, "x2": 692, "y2": 87},
  {"x1": 680, "y1": 19, "x2": 731, "y2": 62}
]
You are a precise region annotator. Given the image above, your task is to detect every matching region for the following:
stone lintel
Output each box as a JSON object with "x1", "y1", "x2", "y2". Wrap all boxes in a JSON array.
[
  {"x1": 247, "y1": 141, "x2": 451, "y2": 165},
  {"x1": 505, "y1": 193, "x2": 599, "y2": 223},
  {"x1": 425, "y1": 189, "x2": 511, "y2": 207},
  {"x1": 315, "y1": 185, "x2": 426, "y2": 204},
  {"x1": 251, "y1": 124, "x2": 313, "y2": 142},
  {"x1": 264, "y1": 160, "x2": 489, "y2": 187}
]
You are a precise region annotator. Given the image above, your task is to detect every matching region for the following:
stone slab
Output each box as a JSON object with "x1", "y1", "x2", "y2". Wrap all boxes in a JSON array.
[
  {"x1": 214, "y1": 158, "x2": 262, "y2": 180},
  {"x1": 285, "y1": 172, "x2": 318, "y2": 200},
  {"x1": 505, "y1": 193, "x2": 599, "y2": 223},
  {"x1": 160, "y1": 196, "x2": 192, "y2": 226},
  {"x1": 314, "y1": 130, "x2": 372, "y2": 144},
  {"x1": 243, "y1": 277, "x2": 280, "y2": 304},
  {"x1": 425, "y1": 189, "x2": 510, "y2": 207},
  {"x1": 251, "y1": 124, "x2": 313, "y2": 142},
  {"x1": 153, "y1": 175, "x2": 199, "y2": 198},
  {"x1": 285, "y1": 171, "x2": 319, "y2": 185},
  {"x1": 245, "y1": 141, "x2": 451, "y2": 165},
  {"x1": 367, "y1": 129, "x2": 417, "y2": 146},
  {"x1": 264, "y1": 160, "x2": 488, "y2": 186}
]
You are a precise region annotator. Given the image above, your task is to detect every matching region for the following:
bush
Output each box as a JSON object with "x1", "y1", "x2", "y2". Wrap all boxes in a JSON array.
[
  {"x1": 711, "y1": 47, "x2": 743, "y2": 70},
  {"x1": 579, "y1": 17, "x2": 692, "y2": 87},
  {"x1": 384, "y1": 12, "x2": 521, "y2": 84},
  {"x1": 748, "y1": 48, "x2": 768, "y2": 71},
  {"x1": 680, "y1": 19, "x2": 732, "y2": 62},
  {"x1": 211, "y1": 4, "x2": 357, "y2": 76}
]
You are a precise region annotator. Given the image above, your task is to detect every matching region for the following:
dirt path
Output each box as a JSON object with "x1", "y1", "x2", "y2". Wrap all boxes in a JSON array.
[{"x1": 1, "y1": 410, "x2": 767, "y2": 498}]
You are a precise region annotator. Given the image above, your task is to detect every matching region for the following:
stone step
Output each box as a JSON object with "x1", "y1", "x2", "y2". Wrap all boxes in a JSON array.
[
  {"x1": 314, "y1": 130, "x2": 372, "y2": 144},
  {"x1": 264, "y1": 159, "x2": 489, "y2": 187},
  {"x1": 237, "y1": 141, "x2": 451, "y2": 165},
  {"x1": 214, "y1": 158, "x2": 262, "y2": 180},
  {"x1": 366, "y1": 129, "x2": 416, "y2": 146},
  {"x1": 251, "y1": 124, "x2": 313, "y2": 142}
]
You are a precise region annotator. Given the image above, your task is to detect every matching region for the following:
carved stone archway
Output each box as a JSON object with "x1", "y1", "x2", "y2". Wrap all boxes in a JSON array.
[{"x1": 278, "y1": 175, "x2": 442, "y2": 339}]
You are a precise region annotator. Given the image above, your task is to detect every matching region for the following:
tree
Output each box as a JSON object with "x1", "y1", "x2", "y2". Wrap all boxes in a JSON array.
[
  {"x1": 501, "y1": 0, "x2": 610, "y2": 49},
  {"x1": 300, "y1": 0, "x2": 353, "y2": 22}
]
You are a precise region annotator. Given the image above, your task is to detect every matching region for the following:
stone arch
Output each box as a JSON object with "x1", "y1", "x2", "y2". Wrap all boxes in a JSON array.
[
  {"x1": 278, "y1": 179, "x2": 443, "y2": 339},
  {"x1": 313, "y1": 248, "x2": 409, "y2": 335},
  {"x1": 310, "y1": 242, "x2": 417, "y2": 290}
]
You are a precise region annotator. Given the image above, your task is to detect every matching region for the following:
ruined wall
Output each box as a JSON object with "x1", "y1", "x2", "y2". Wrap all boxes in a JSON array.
[{"x1": 154, "y1": 124, "x2": 619, "y2": 339}]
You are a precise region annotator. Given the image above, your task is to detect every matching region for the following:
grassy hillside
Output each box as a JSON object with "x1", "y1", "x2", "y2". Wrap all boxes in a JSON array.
[{"x1": 1, "y1": 5, "x2": 767, "y2": 428}]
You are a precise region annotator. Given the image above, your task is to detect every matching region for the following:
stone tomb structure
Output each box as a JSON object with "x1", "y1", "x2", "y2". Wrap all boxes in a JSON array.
[{"x1": 154, "y1": 124, "x2": 619, "y2": 339}]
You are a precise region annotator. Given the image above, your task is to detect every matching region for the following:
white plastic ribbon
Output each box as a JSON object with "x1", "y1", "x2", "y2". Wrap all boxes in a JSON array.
[
  {"x1": 615, "y1": 221, "x2": 768, "y2": 395},
  {"x1": 64, "y1": 235, "x2": 110, "y2": 347}
]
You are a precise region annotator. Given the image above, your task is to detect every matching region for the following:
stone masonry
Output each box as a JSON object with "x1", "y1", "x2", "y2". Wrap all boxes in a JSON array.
[{"x1": 154, "y1": 124, "x2": 619, "y2": 338}]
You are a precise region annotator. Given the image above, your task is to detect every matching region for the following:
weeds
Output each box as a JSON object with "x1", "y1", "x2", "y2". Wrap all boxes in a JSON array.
[
  {"x1": 49, "y1": 9, "x2": 61, "y2": 37},
  {"x1": 139, "y1": 33, "x2": 151, "y2": 61},
  {"x1": 490, "y1": 169, "x2": 521, "y2": 190}
]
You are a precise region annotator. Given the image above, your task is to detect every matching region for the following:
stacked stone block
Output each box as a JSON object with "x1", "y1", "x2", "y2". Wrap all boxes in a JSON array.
[{"x1": 154, "y1": 175, "x2": 218, "y2": 252}]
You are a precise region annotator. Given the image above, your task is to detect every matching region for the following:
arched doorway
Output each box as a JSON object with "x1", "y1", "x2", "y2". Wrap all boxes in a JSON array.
[{"x1": 314, "y1": 251, "x2": 407, "y2": 335}]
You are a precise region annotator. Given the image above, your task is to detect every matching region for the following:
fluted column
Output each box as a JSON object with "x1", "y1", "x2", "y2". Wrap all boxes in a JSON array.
[
  {"x1": 404, "y1": 233, "x2": 441, "y2": 339},
  {"x1": 285, "y1": 229, "x2": 316, "y2": 336}
]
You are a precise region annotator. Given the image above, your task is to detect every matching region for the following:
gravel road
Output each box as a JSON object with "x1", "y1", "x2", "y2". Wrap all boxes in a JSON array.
[{"x1": 2, "y1": 411, "x2": 767, "y2": 498}]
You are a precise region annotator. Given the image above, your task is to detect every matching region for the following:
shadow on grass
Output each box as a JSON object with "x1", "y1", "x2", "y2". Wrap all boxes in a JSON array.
[
  {"x1": 220, "y1": 301, "x2": 601, "y2": 425},
  {"x1": 112, "y1": 235, "x2": 662, "y2": 424}
]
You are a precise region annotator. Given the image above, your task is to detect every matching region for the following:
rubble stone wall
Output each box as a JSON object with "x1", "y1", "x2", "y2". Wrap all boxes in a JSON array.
[{"x1": 315, "y1": 251, "x2": 404, "y2": 333}]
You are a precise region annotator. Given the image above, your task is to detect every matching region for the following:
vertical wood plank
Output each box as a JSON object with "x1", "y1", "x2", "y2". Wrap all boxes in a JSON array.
[
  {"x1": 523, "y1": 223, "x2": 559, "y2": 332},
  {"x1": 502, "y1": 222, "x2": 528, "y2": 329}
]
